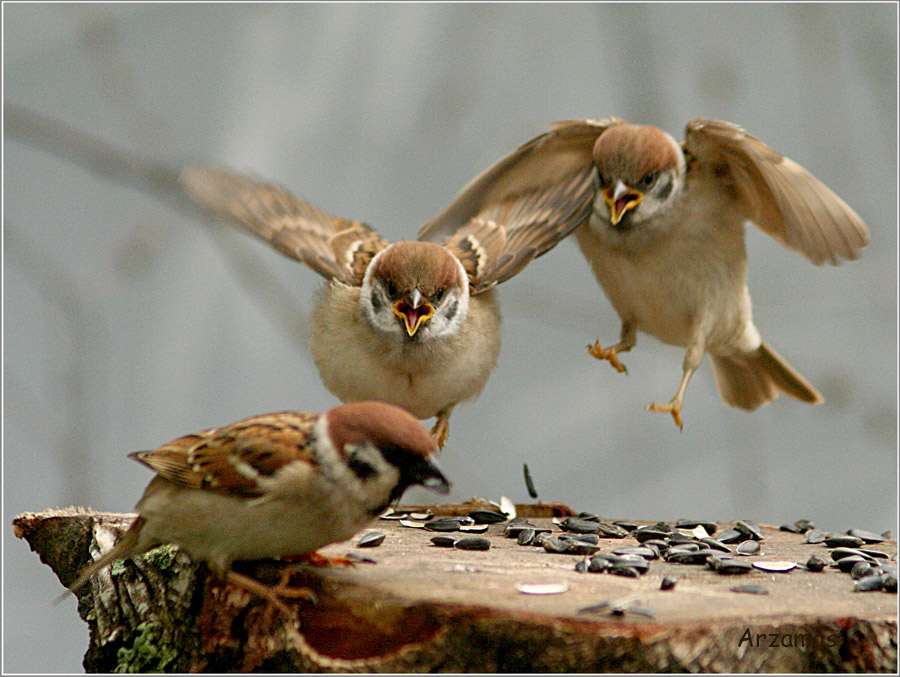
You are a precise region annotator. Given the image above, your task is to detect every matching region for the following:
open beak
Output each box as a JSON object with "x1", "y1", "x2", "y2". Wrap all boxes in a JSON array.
[
  {"x1": 393, "y1": 288, "x2": 435, "y2": 337},
  {"x1": 603, "y1": 179, "x2": 643, "y2": 226}
]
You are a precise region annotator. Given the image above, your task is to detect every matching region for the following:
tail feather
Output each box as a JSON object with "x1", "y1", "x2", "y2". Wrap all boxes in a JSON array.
[{"x1": 711, "y1": 341, "x2": 823, "y2": 411}]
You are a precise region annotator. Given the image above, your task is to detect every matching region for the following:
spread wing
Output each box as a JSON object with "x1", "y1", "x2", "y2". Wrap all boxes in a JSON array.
[
  {"x1": 129, "y1": 411, "x2": 321, "y2": 498},
  {"x1": 684, "y1": 119, "x2": 869, "y2": 265},
  {"x1": 180, "y1": 165, "x2": 389, "y2": 286},
  {"x1": 419, "y1": 119, "x2": 622, "y2": 293}
]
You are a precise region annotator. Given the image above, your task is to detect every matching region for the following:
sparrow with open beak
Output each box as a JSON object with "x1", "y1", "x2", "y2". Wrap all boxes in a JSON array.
[
  {"x1": 182, "y1": 145, "x2": 596, "y2": 446},
  {"x1": 466, "y1": 118, "x2": 868, "y2": 427}
]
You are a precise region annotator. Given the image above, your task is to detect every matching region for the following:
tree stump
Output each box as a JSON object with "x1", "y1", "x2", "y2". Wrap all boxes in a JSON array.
[{"x1": 13, "y1": 505, "x2": 897, "y2": 672}]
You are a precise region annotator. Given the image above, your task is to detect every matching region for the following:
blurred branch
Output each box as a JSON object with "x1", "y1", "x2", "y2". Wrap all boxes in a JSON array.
[
  {"x1": 5, "y1": 223, "x2": 97, "y2": 504},
  {"x1": 5, "y1": 103, "x2": 312, "y2": 351}
]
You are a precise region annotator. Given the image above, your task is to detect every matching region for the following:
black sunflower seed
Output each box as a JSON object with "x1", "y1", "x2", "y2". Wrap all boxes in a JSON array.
[
  {"x1": 596, "y1": 522, "x2": 630, "y2": 539},
  {"x1": 517, "y1": 528, "x2": 537, "y2": 546},
  {"x1": 806, "y1": 554, "x2": 828, "y2": 572},
  {"x1": 717, "y1": 528, "x2": 745, "y2": 544},
  {"x1": 612, "y1": 521, "x2": 639, "y2": 532},
  {"x1": 523, "y1": 463, "x2": 538, "y2": 499},
  {"x1": 779, "y1": 523, "x2": 803, "y2": 534},
  {"x1": 716, "y1": 560, "x2": 753, "y2": 575},
  {"x1": 882, "y1": 573, "x2": 898, "y2": 593},
  {"x1": 701, "y1": 537, "x2": 732, "y2": 553},
  {"x1": 859, "y1": 549, "x2": 890, "y2": 560},
  {"x1": 736, "y1": 540, "x2": 761, "y2": 556},
  {"x1": 666, "y1": 533, "x2": 697, "y2": 545},
  {"x1": 542, "y1": 537, "x2": 570, "y2": 554},
  {"x1": 467, "y1": 510, "x2": 508, "y2": 525},
  {"x1": 851, "y1": 561, "x2": 874, "y2": 580},
  {"x1": 560, "y1": 518, "x2": 602, "y2": 534},
  {"x1": 613, "y1": 546, "x2": 656, "y2": 559},
  {"x1": 577, "y1": 512, "x2": 601, "y2": 522},
  {"x1": 430, "y1": 535, "x2": 458, "y2": 548},
  {"x1": 836, "y1": 555, "x2": 868, "y2": 573},
  {"x1": 794, "y1": 519, "x2": 815, "y2": 533},
  {"x1": 558, "y1": 533, "x2": 600, "y2": 544},
  {"x1": 454, "y1": 536, "x2": 491, "y2": 551},
  {"x1": 847, "y1": 528, "x2": 887, "y2": 544},
  {"x1": 566, "y1": 541, "x2": 601, "y2": 556},
  {"x1": 609, "y1": 565, "x2": 642, "y2": 578},
  {"x1": 731, "y1": 584, "x2": 769, "y2": 595},
  {"x1": 504, "y1": 522, "x2": 535, "y2": 538},
  {"x1": 660, "y1": 576, "x2": 678, "y2": 591},
  {"x1": 635, "y1": 529, "x2": 671, "y2": 543},
  {"x1": 830, "y1": 548, "x2": 877, "y2": 563},
  {"x1": 853, "y1": 574, "x2": 885, "y2": 592},
  {"x1": 667, "y1": 549, "x2": 716, "y2": 565},
  {"x1": 587, "y1": 556, "x2": 611, "y2": 573},
  {"x1": 574, "y1": 558, "x2": 590, "y2": 573},
  {"x1": 823, "y1": 535, "x2": 864, "y2": 549},
  {"x1": 357, "y1": 532, "x2": 386, "y2": 548}
]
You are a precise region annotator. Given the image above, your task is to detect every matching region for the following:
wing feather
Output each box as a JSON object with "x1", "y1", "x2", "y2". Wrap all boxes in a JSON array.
[
  {"x1": 684, "y1": 119, "x2": 868, "y2": 265},
  {"x1": 180, "y1": 164, "x2": 388, "y2": 285}
]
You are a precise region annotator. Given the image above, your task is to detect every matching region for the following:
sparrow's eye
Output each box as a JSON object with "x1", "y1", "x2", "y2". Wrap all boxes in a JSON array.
[
  {"x1": 385, "y1": 280, "x2": 398, "y2": 298},
  {"x1": 433, "y1": 288, "x2": 445, "y2": 303},
  {"x1": 596, "y1": 171, "x2": 606, "y2": 186},
  {"x1": 639, "y1": 171, "x2": 656, "y2": 188}
]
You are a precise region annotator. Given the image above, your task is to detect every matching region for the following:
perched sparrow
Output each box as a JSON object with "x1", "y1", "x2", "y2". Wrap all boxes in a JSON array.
[
  {"x1": 439, "y1": 118, "x2": 867, "y2": 427},
  {"x1": 67, "y1": 401, "x2": 449, "y2": 606},
  {"x1": 181, "y1": 153, "x2": 596, "y2": 446}
]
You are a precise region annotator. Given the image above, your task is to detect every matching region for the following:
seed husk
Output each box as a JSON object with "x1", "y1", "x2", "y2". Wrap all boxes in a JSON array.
[
  {"x1": 736, "y1": 540, "x2": 761, "y2": 556},
  {"x1": 731, "y1": 584, "x2": 770, "y2": 595},
  {"x1": 735, "y1": 521, "x2": 764, "y2": 541},
  {"x1": 577, "y1": 599, "x2": 611, "y2": 613},
  {"x1": 344, "y1": 552, "x2": 377, "y2": 564},
  {"x1": 574, "y1": 558, "x2": 590, "y2": 573},
  {"x1": 516, "y1": 582, "x2": 569, "y2": 595},
  {"x1": 430, "y1": 535, "x2": 458, "y2": 548},
  {"x1": 752, "y1": 560, "x2": 796, "y2": 573},
  {"x1": 467, "y1": 509, "x2": 508, "y2": 525},
  {"x1": 408, "y1": 512, "x2": 434, "y2": 520},
  {"x1": 660, "y1": 576, "x2": 678, "y2": 591},
  {"x1": 504, "y1": 522, "x2": 537, "y2": 538},
  {"x1": 399, "y1": 520, "x2": 427, "y2": 529},
  {"x1": 357, "y1": 532, "x2": 386, "y2": 548},
  {"x1": 454, "y1": 536, "x2": 491, "y2": 551},
  {"x1": 804, "y1": 529, "x2": 827, "y2": 544},
  {"x1": 676, "y1": 520, "x2": 718, "y2": 535}
]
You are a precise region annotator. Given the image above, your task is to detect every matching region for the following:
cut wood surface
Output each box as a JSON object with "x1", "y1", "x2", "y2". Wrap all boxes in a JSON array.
[{"x1": 14, "y1": 503, "x2": 898, "y2": 672}]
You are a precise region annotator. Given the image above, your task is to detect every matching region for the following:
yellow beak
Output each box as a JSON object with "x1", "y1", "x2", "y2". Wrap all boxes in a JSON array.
[
  {"x1": 603, "y1": 180, "x2": 643, "y2": 226},
  {"x1": 393, "y1": 292, "x2": 435, "y2": 337}
]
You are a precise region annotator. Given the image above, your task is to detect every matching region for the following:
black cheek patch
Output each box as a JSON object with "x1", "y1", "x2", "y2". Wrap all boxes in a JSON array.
[
  {"x1": 347, "y1": 454, "x2": 377, "y2": 481},
  {"x1": 656, "y1": 175, "x2": 673, "y2": 201},
  {"x1": 443, "y1": 299, "x2": 459, "y2": 323},
  {"x1": 370, "y1": 291, "x2": 383, "y2": 312}
]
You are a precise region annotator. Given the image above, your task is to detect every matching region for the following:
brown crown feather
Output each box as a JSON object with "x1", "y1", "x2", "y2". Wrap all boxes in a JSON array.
[{"x1": 593, "y1": 124, "x2": 681, "y2": 183}]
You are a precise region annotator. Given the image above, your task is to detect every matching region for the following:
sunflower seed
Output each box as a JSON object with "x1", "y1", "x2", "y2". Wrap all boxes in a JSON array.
[
  {"x1": 612, "y1": 521, "x2": 639, "y2": 532},
  {"x1": 736, "y1": 540, "x2": 761, "y2": 556},
  {"x1": 566, "y1": 541, "x2": 601, "y2": 556},
  {"x1": 635, "y1": 529, "x2": 671, "y2": 543},
  {"x1": 717, "y1": 528, "x2": 745, "y2": 544},
  {"x1": 805, "y1": 554, "x2": 828, "y2": 572},
  {"x1": 853, "y1": 574, "x2": 885, "y2": 592},
  {"x1": 558, "y1": 533, "x2": 600, "y2": 545},
  {"x1": 700, "y1": 537, "x2": 732, "y2": 553},
  {"x1": 467, "y1": 510, "x2": 508, "y2": 525},
  {"x1": 830, "y1": 548, "x2": 877, "y2": 562},
  {"x1": 847, "y1": 528, "x2": 886, "y2": 544},
  {"x1": 542, "y1": 537, "x2": 570, "y2": 554},
  {"x1": 577, "y1": 599, "x2": 611, "y2": 613},
  {"x1": 882, "y1": 573, "x2": 898, "y2": 593},
  {"x1": 609, "y1": 565, "x2": 642, "y2": 578},
  {"x1": 344, "y1": 552, "x2": 377, "y2": 564},
  {"x1": 823, "y1": 535, "x2": 864, "y2": 549},
  {"x1": 835, "y1": 555, "x2": 868, "y2": 573},
  {"x1": 454, "y1": 536, "x2": 491, "y2": 551},
  {"x1": 430, "y1": 535, "x2": 458, "y2": 548},
  {"x1": 560, "y1": 518, "x2": 602, "y2": 534},
  {"x1": 613, "y1": 546, "x2": 656, "y2": 559},
  {"x1": 660, "y1": 576, "x2": 678, "y2": 590},
  {"x1": 357, "y1": 532, "x2": 386, "y2": 548},
  {"x1": 676, "y1": 520, "x2": 718, "y2": 535},
  {"x1": 731, "y1": 584, "x2": 770, "y2": 595},
  {"x1": 574, "y1": 558, "x2": 590, "y2": 573},
  {"x1": 851, "y1": 561, "x2": 874, "y2": 579},
  {"x1": 667, "y1": 549, "x2": 716, "y2": 565},
  {"x1": 716, "y1": 560, "x2": 753, "y2": 575},
  {"x1": 523, "y1": 463, "x2": 538, "y2": 499}
]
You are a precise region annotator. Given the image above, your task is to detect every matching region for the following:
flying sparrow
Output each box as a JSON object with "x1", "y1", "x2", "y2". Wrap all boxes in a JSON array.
[
  {"x1": 444, "y1": 118, "x2": 867, "y2": 428},
  {"x1": 66, "y1": 401, "x2": 449, "y2": 607},
  {"x1": 181, "y1": 151, "x2": 597, "y2": 446}
]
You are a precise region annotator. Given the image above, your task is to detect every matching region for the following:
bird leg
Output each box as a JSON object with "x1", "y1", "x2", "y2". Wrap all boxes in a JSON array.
[
  {"x1": 224, "y1": 569, "x2": 316, "y2": 622},
  {"x1": 648, "y1": 337, "x2": 704, "y2": 430},
  {"x1": 587, "y1": 321, "x2": 636, "y2": 374},
  {"x1": 281, "y1": 551, "x2": 356, "y2": 567},
  {"x1": 429, "y1": 406, "x2": 453, "y2": 449}
]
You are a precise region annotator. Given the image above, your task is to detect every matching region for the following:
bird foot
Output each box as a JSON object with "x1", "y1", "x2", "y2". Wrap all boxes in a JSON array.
[
  {"x1": 225, "y1": 569, "x2": 316, "y2": 624},
  {"x1": 647, "y1": 400, "x2": 684, "y2": 430},
  {"x1": 429, "y1": 415, "x2": 450, "y2": 449},
  {"x1": 587, "y1": 340, "x2": 628, "y2": 374}
]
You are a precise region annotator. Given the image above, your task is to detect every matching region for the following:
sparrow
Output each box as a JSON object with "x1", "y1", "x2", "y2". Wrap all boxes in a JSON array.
[
  {"x1": 66, "y1": 401, "x2": 449, "y2": 608},
  {"x1": 442, "y1": 118, "x2": 868, "y2": 427},
  {"x1": 181, "y1": 150, "x2": 597, "y2": 446}
]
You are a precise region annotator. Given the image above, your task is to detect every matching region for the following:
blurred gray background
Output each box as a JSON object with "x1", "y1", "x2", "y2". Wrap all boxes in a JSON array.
[{"x1": 4, "y1": 3, "x2": 897, "y2": 672}]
